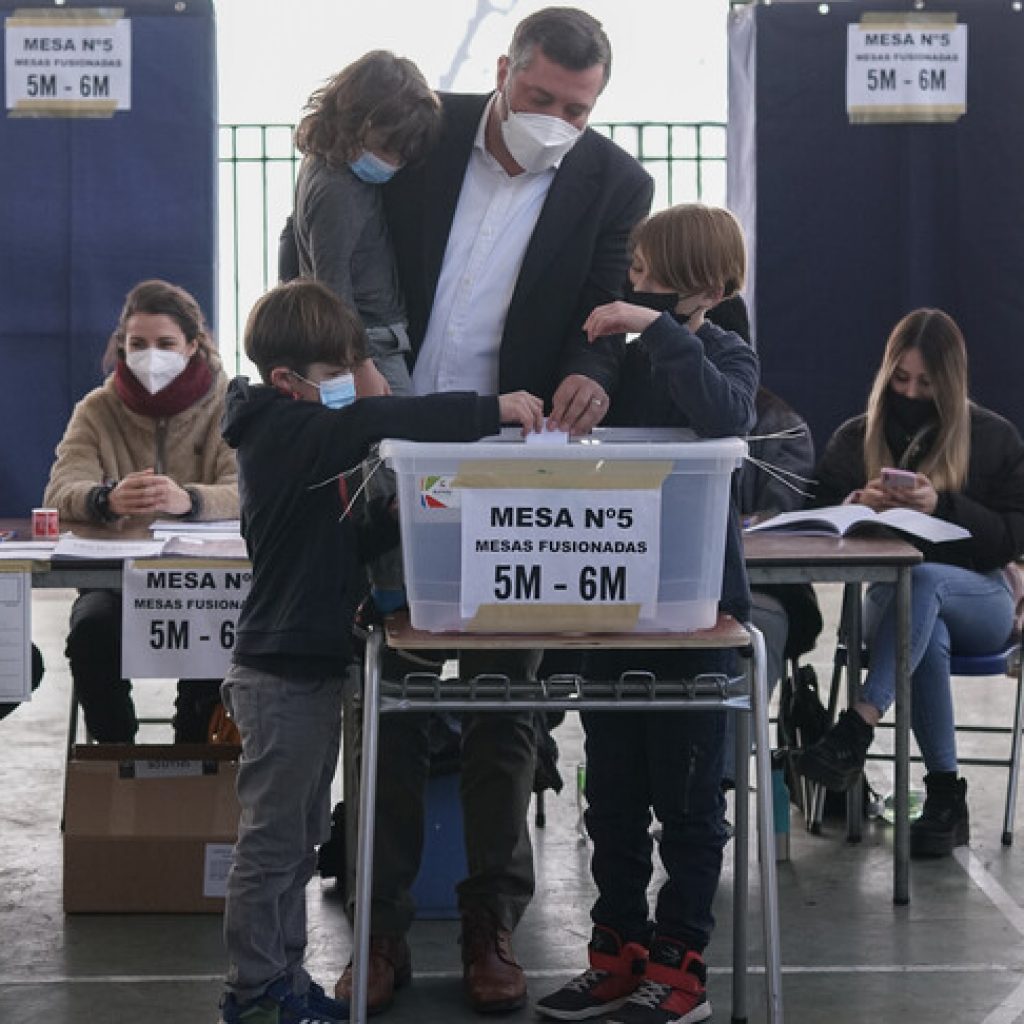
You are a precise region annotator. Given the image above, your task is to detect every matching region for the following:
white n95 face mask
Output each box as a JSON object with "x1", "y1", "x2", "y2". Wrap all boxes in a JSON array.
[
  {"x1": 500, "y1": 102, "x2": 582, "y2": 173},
  {"x1": 126, "y1": 348, "x2": 189, "y2": 394}
]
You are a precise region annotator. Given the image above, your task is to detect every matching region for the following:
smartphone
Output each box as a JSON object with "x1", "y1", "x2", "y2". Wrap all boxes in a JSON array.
[{"x1": 881, "y1": 467, "x2": 917, "y2": 490}]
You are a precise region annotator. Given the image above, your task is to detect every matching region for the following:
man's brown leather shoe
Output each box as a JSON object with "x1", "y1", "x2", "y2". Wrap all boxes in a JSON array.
[
  {"x1": 461, "y1": 909, "x2": 527, "y2": 1013},
  {"x1": 335, "y1": 934, "x2": 411, "y2": 1015}
]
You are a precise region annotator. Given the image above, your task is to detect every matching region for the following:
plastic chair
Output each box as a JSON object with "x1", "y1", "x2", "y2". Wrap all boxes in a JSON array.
[{"x1": 815, "y1": 608, "x2": 1024, "y2": 845}]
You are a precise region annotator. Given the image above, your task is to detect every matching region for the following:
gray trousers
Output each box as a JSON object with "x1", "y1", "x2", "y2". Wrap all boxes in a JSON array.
[
  {"x1": 349, "y1": 647, "x2": 541, "y2": 936},
  {"x1": 222, "y1": 664, "x2": 344, "y2": 1003}
]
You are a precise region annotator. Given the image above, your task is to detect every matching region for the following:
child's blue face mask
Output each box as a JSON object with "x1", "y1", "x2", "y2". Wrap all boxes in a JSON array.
[
  {"x1": 349, "y1": 151, "x2": 399, "y2": 185},
  {"x1": 318, "y1": 372, "x2": 357, "y2": 409},
  {"x1": 292, "y1": 369, "x2": 357, "y2": 409}
]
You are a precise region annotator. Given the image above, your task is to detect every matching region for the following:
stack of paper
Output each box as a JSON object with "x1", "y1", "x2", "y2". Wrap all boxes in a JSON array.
[
  {"x1": 50, "y1": 526, "x2": 247, "y2": 561},
  {"x1": 150, "y1": 519, "x2": 246, "y2": 559},
  {"x1": 0, "y1": 540, "x2": 57, "y2": 560}
]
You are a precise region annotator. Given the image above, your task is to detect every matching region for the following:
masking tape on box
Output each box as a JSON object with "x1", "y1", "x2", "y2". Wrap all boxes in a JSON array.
[
  {"x1": 452, "y1": 459, "x2": 673, "y2": 491},
  {"x1": 466, "y1": 602, "x2": 642, "y2": 633}
]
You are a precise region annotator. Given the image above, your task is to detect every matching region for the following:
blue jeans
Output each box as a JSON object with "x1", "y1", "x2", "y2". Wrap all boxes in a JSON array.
[
  {"x1": 862, "y1": 562, "x2": 1014, "y2": 773},
  {"x1": 581, "y1": 648, "x2": 731, "y2": 952}
]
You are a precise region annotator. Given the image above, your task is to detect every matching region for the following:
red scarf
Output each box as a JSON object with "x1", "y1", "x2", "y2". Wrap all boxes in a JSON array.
[{"x1": 114, "y1": 353, "x2": 213, "y2": 418}]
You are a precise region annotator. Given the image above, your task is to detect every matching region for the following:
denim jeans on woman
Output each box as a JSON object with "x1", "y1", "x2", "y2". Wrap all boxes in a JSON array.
[
  {"x1": 862, "y1": 561, "x2": 1014, "y2": 773},
  {"x1": 581, "y1": 647, "x2": 732, "y2": 952}
]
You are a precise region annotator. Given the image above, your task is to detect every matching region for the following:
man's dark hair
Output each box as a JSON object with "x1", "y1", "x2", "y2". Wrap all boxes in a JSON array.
[{"x1": 508, "y1": 7, "x2": 612, "y2": 90}]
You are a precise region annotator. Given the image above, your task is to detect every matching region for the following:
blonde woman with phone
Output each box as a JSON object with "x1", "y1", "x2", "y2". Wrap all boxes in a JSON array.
[{"x1": 798, "y1": 308, "x2": 1024, "y2": 857}]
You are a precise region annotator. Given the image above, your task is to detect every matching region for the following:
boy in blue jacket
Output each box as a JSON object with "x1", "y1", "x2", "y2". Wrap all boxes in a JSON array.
[{"x1": 217, "y1": 279, "x2": 541, "y2": 1024}]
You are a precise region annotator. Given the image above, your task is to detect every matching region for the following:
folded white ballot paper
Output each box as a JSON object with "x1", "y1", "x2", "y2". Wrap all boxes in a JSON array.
[{"x1": 524, "y1": 423, "x2": 569, "y2": 446}]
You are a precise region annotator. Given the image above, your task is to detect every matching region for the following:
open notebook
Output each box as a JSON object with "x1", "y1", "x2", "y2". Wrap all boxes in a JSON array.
[{"x1": 745, "y1": 504, "x2": 970, "y2": 544}]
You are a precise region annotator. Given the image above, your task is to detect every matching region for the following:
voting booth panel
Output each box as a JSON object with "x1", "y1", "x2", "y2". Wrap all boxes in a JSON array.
[
  {"x1": 728, "y1": 0, "x2": 1024, "y2": 452},
  {"x1": 0, "y1": 0, "x2": 217, "y2": 516}
]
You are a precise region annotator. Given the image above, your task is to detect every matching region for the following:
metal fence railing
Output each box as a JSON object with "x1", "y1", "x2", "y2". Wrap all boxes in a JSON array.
[{"x1": 218, "y1": 120, "x2": 728, "y2": 375}]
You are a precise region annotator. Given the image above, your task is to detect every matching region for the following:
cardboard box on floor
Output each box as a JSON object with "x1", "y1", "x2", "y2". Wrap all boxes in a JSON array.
[{"x1": 63, "y1": 743, "x2": 241, "y2": 914}]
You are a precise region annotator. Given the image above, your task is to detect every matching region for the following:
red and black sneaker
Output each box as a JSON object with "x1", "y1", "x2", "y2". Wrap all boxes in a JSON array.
[
  {"x1": 535, "y1": 925, "x2": 648, "y2": 1020},
  {"x1": 604, "y1": 937, "x2": 711, "y2": 1024}
]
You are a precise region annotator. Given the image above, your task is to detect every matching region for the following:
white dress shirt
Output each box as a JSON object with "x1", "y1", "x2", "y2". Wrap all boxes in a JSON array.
[{"x1": 411, "y1": 95, "x2": 556, "y2": 396}]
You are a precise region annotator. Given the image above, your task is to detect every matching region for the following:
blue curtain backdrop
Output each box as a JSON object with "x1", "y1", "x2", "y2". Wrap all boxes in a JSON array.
[
  {"x1": 0, "y1": 0, "x2": 216, "y2": 516},
  {"x1": 728, "y1": 0, "x2": 1024, "y2": 453}
]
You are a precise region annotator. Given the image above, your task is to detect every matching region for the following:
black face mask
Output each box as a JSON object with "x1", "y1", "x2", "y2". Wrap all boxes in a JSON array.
[
  {"x1": 888, "y1": 391, "x2": 938, "y2": 432},
  {"x1": 624, "y1": 283, "x2": 679, "y2": 314}
]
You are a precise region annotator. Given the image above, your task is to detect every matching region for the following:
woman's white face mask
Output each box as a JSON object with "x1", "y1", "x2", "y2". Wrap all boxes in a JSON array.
[
  {"x1": 500, "y1": 96, "x2": 582, "y2": 173},
  {"x1": 126, "y1": 347, "x2": 189, "y2": 394}
]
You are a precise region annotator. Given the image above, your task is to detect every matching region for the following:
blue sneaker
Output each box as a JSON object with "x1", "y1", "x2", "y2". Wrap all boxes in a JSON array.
[
  {"x1": 305, "y1": 981, "x2": 349, "y2": 1020},
  {"x1": 220, "y1": 977, "x2": 348, "y2": 1023}
]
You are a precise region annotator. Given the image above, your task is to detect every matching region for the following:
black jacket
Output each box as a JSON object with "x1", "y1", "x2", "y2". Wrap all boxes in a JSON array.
[
  {"x1": 607, "y1": 314, "x2": 760, "y2": 621},
  {"x1": 221, "y1": 381, "x2": 499, "y2": 673},
  {"x1": 739, "y1": 388, "x2": 822, "y2": 659},
  {"x1": 384, "y1": 92, "x2": 654, "y2": 404},
  {"x1": 815, "y1": 404, "x2": 1024, "y2": 573}
]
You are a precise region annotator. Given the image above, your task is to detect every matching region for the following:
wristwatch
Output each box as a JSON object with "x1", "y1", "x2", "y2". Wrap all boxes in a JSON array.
[
  {"x1": 183, "y1": 487, "x2": 201, "y2": 520},
  {"x1": 90, "y1": 483, "x2": 119, "y2": 523}
]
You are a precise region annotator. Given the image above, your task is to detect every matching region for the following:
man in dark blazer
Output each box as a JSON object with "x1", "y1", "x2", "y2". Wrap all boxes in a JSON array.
[
  {"x1": 386, "y1": 16, "x2": 653, "y2": 431},
  {"x1": 338, "y1": 8, "x2": 653, "y2": 1016}
]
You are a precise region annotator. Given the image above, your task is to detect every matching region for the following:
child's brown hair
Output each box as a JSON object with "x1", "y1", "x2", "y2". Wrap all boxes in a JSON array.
[
  {"x1": 244, "y1": 280, "x2": 368, "y2": 383},
  {"x1": 631, "y1": 204, "x2": 746, "y2": 300},
  {"x1": 295, "y1": 50, "x2": 441, "y2": 168}
]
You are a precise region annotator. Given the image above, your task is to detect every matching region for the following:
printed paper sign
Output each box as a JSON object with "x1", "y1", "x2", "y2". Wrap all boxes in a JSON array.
[
  {"x1": 847, "y1": 18, "x2": 967, "y2": 123},
  {"x1": 5, "y1": 10, "x2": 131, "y2": 116},
  {"x1": 203, "y1": 843, "x2": 234, "y2": 899},
  {"x1": 131, "y1": 759, "x2": 207, "y2": 779},
  {"x1": 0, "y1": 570, "x2": 31, "y2": 702},
  {"x1": 460, "y1": 488, "x2": 661, "y2": 618},
  {"x1": 121, "y1": 561, "x2": 251, "y2": 678}
]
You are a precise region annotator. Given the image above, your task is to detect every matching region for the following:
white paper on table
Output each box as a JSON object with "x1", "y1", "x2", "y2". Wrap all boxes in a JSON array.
[
  {"x1": 150, "y1": 519, "x2": 241, "y2": 535},
  {"x1": 160, "y1": 535, "x2": 249, "y2": 559},
  {"x1": 52, "y1": 534, "x2": 167, "y2": 560},
  {"x1": 0, "y1": 541, "x2": 56, "y2": 559}
]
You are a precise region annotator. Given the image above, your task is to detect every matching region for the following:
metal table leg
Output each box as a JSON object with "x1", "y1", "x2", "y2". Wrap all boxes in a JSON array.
[
  {"x1": 732, "y1": 674, "x2": 750, "y2": 1023},
  {"x1": 845, "y1": 585, "x2": 864, "y2": 843},
  {"x1": 749, "y1": 625, "x2": 783, "y2": 1024},
  {"x1": 894, "y1": 566, "x2": 912, "y2": 906},
  {"x1": 351, "y1": 625, "x2": 383, "y2": 1024}
]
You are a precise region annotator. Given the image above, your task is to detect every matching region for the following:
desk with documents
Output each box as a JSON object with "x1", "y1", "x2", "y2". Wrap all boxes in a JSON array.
[
  {"x1": 7, "y1": 515, "x2": 920, "y2": 1022},
  {"x1": 744, "y1": 530, "x2": 923, "y2": 906},
  {"x1": 7, "y1": 515, "x2": 923, "y2": 909}
]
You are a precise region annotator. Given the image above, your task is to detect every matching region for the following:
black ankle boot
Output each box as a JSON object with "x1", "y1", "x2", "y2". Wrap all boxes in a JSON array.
[
  {"x1": 797, "y1": 708, "x2": 873, "y2": 792},
  {"x1": 910, "y1": 772, "x2": 969, "y2": 858}
]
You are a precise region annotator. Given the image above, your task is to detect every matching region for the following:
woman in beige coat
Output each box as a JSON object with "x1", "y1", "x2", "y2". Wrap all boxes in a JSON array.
[{"x1": 44, "y1": 280, "x2": 239, "y2": 742}]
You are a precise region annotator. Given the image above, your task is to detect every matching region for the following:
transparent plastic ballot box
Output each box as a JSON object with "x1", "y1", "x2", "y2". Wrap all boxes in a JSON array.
[{"x1": 378, "y1": 428, "x2": 747, "y2": 634}]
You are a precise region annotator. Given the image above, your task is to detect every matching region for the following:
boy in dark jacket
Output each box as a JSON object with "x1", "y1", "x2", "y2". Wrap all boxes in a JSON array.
[
  {"x1": 537, "y1": 205, "x2": 758, "y2": 1024},
  {"x1": 217, "y1": 279, "x2": 541, "y2": 1024}
]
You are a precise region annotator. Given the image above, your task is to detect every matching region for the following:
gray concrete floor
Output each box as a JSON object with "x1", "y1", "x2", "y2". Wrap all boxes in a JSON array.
[{"x1": 4, "y1": 584, "x2": 1024, "y2": 1023}]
